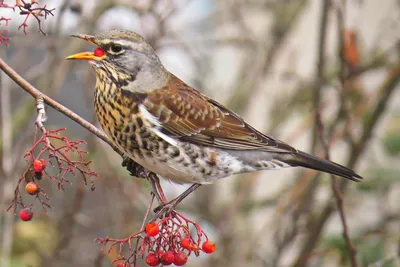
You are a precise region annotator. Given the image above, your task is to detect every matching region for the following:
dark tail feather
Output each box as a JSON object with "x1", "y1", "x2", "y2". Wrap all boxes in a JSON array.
[{"x1": 278, "y1": 151, "x2": 363, "y2": 182}]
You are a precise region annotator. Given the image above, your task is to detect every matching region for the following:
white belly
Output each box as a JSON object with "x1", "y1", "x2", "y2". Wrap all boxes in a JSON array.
[
  {"x1": 131, "y1": 153, "x2": 201, "y2": 184},
  {"x1": 125, "y1": 142, "x2": 244, "y2": 185}
]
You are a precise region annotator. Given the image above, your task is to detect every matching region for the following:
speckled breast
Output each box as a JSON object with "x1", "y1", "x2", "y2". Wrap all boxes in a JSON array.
[{"x1": 94, "y1": 84, "x2": 168, "y2": 159}]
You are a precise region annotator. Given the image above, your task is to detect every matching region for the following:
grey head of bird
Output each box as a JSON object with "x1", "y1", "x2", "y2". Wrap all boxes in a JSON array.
[{"x1": 66, "y1": 29, "x2": 169, "y2": 93}]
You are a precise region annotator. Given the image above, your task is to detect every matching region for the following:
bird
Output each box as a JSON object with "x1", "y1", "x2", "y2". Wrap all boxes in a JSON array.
[{"x1": 66, "y1": 30, "x2": 362, "y2": 210}]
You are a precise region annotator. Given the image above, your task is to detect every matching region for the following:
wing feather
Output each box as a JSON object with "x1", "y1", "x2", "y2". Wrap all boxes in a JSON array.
[{"x1": 144, "y1": 75, "x2": 295, "y2": 153}]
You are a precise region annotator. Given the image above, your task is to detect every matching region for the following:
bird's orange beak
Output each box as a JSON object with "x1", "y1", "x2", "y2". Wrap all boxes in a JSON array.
[{"x1": 66, "y1": 34, "x2": 106, "y2": 61}]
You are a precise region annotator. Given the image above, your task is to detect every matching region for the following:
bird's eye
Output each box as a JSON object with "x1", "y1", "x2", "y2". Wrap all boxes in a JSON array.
[{"x1": 110, "y1": 44, "x2": 123, "y2": 53}]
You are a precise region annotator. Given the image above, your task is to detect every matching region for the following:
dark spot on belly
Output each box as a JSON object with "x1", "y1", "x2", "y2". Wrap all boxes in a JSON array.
[{"x1": 170, "y1": 148, "x2": 180, "y2": 158}]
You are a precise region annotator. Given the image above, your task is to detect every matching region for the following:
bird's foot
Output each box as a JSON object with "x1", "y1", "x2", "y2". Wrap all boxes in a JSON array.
[
  {"x1": 153, "y1": 199, "x2": 179, "y2": 219},
  {"x1": 121, "y1": 156, "x2": 146, "y2": 179}
]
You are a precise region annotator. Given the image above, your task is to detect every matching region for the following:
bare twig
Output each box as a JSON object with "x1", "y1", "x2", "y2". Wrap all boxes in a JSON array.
[
  {"x1": 293, "y1": 61, "x2": 400, "y2": 267},
  {"x1": 0, "y1": 57, "x2": 14, "y2": 267},
  {"x1": 0, "y1": 57, "x2": 117, "y2": 151},
  {"x1": 0, "y1": 56, "x2": 166, "y2": 207},
  {"x1": 316, "y1": 115, "x2": 358, "y2": 267}
]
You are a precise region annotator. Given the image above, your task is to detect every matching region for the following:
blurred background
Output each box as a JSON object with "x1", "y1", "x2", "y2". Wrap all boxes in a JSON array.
[{"x1": 0, "y1": 0, "x2": 399, "y2": 266}]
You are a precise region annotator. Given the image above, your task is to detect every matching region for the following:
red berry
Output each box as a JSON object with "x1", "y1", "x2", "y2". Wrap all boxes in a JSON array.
[
  {"x1": 181, "y1": 238, "x2": 191, "y2": 249},
  {"x1": 25, "y1": 182, "x2": 39, "y2": 195},
  {"x1": 19, "y1": 208, "x2": 33, "y2": 221},
  {"x1": 116, "y1": 264, "x2": 125, "y2": 267},
  {"x1": 33, "y1": 159, "x2": 43, "y2": 173},
  {"x1": 202, "y1": 240, "x2": 216, "y2": 254},
  {"x1": 181, "y1": 237, "x2": 198, "y2": 250},
  {"x1": 160, "y1": 250, "x2": 174, "y2": 265},
  {"x1": 173, "y1": 251, "x2": 187, "y2": 266},
  {"x1": 40, "y1": 159, "x2": 46, "y2": 170},
  {"x1": 94, "y1": 47, "x2": 105, "y2": 57},
  {"x1": 157, "y1": 250, "x2": 165, "y2": 259},
  {"x1": 145, "y1": 253, "x2": 159, "y2": 266},
  {"x1": 145, "y1": 222, "x2": 159, "y2": 237}
]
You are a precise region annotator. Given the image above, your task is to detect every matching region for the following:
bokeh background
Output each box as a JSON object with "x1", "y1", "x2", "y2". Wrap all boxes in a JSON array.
[{"x1": 0, "y1": 0, "x2": 399, "y2": 266}]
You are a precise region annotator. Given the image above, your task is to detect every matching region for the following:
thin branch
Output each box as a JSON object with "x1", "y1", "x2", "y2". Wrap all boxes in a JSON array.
[
  {"x1": 0, "y1": 57, "x2": 118, "y2": 152},
  {"x1": 293, "y1": 61, "x2": 400, "y2": 267},
  {"x1": 316, "y1": 115, "x2": 358, "y2": 267},
  {"x1": 0, "y1": 56, "x2": 166, "y2": 206},
  {"x1": 0, "y1": 59, "x2": 14, "y2": 267}
]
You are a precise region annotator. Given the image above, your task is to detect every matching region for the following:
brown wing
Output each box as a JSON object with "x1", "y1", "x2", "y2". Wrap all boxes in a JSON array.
[{"x1": 143, "y1": 74, "x2": 295, "y2": 153}]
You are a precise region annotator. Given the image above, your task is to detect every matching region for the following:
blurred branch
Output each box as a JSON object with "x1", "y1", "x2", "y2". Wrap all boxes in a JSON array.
[
  {"x1": 0, "y1": 0, "x2": 116, "y2": 156},
  {"x1": 325, "y1": 4, "x2": 358, "y2": 266},
  {"x1": 52, "y1": 184, "x2": 86, "y2": 262},
  {"x1": 0, "y1": 57, "x2": 119, "y2": 152},
  {"x1": 316, "y1": 115, "x2": 358, "y2": 267},
  {"x1": 0, "y1": 59, "x2": 14, "y2": 267},
  {"x1": 311, "y1": 0, "x2": 329, "y2": 154},
  {"x1": 266, "y1": 2, "x2": 330, "y2": 265},
  {"x1": 0, "y1": 56, "x2": 169, "y2": 209},
  {"x1": 293, "y1": 60, "x2": 400, "y2": 267},
  {"x1": 226, "y1": 0, "x2": 307, "y2": 113}
]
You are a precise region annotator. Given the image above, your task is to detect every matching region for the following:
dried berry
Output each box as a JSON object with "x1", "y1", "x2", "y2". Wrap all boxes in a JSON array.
[{"x1": 25, "y1": 182, "x2": 39, "y2": 195}]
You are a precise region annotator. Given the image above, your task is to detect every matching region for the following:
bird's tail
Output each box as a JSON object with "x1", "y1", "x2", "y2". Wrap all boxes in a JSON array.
[{"x1": 277, "y1": 151, "x2": 362, "y2": 182}]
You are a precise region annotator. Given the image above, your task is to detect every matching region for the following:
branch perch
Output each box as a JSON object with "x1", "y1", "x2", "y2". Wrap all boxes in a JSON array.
[{"x1": 0, "y1": 56, "x2": 165, "y2": 205}]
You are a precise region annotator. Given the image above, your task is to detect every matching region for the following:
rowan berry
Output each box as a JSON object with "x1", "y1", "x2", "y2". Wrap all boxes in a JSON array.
[
  {"x1": 33, "y1": 159, "x2": 43, "y2": 173},
  {"x1": 25, "y1": 182, "x2": 39, "y2": 195},
  {"x1": 202, "y1": 240, "x2": 216, "y2": 254},
  {"x1": 181, "y1": 238, "x2": 191, "y2": 249},
  {"x1": 94, "y1": 47, "x2": 105, "y2": 57},
  {"x1": 145, "y1": 253, "x2": 159, "y2": 266},
  {"x1": 157, "y1": 250, "x2": 165, "y2": 259},
  {"x1": 19, "y1": 208, "x2": 33, "y2": 221},
  {"x1": 173, "y1": 251, "x2": 188, "y2": 266},
  {"x1": 160, "y1": 250, "x2": 174, "y2": 265},
  {"x1": 145, "y1": 222, "x2": 159, "y2": 237}
]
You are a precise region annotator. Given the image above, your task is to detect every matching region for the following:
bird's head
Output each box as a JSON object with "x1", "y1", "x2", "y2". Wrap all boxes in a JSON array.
[{"x1": 66, "y1": 30, "x2": 169, "y2": 93}]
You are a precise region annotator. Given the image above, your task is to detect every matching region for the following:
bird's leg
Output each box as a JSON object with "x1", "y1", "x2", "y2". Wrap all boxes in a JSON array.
[
  {"x1": 153, "y1": 183, "x2": 202, "y2": 217},
  {"x1": 147, "y1": 172, "x2": 167, "y2": 204},
  {"x1": 121, "y1": 156, "x2": 166, "y2": 205}
]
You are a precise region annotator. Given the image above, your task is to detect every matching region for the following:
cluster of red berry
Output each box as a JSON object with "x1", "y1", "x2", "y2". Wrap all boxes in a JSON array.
[
  {"x1": 142, "y1": 221, "x2": 216, "y2": 266},
  {"x1": 19, "y1": 159, "x2": 47, "y2": 222},
  {"x1": 100, "y1": 211, "x2": 216, "y2": 267}
]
